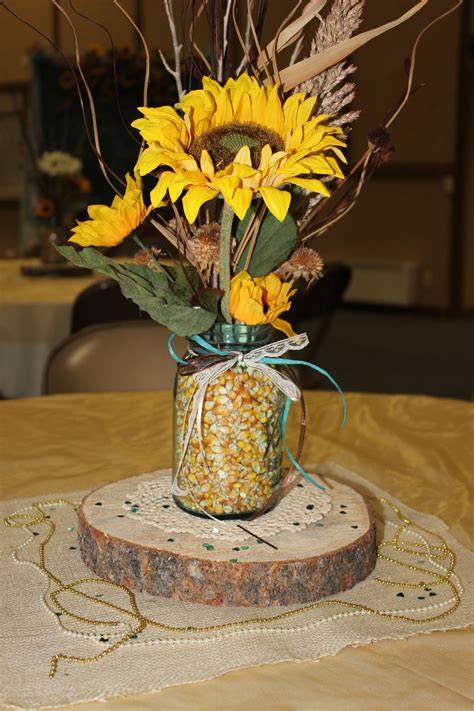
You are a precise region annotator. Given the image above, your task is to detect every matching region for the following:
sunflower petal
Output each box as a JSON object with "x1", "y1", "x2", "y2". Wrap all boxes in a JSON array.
[
  {"x1": 182, "y1": 186, "x2": 217, "y2": 223},
  {"x1": 259, "y1": 187, "x2": 291, "y2": 222},
  {"x1": 287, "y1": 177, "x2": 331, "y2": 197},
  {"x1": 271, "y1": 318, "x2": 296, "y2": 337}
]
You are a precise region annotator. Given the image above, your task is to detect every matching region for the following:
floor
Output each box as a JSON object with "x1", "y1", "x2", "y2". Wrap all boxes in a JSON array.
[{"x1": 311, "y1": 306, "x2": 474, "y2": 401}]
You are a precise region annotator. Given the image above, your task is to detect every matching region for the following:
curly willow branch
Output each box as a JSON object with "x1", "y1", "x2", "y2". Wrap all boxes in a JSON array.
[
  {"x1": 51, "y1": 0, "x2": 124, "y2": 194},
  {"x1": 68, "y1": 0, "x2": 140, "y2": 147}
]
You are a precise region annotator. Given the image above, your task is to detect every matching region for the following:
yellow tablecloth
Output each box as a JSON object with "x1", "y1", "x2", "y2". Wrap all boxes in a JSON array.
[
  {"x1": 1, "y1": 391, "x2": 473, "y2": 710},
  {"x1": 0, "y1": 259, "x2": 99, "y2": 397}
]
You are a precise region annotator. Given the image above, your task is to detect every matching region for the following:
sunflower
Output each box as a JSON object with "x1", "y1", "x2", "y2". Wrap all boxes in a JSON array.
[
  {"x1": 229, "y1": 271, "x2": 296, "y2": 337},
  {"x1": 69, "y1": 174, "x2": 155, "y2": 248},
  {"x1": 131, "y1": 74, "x2": 346, "y2": 224}
]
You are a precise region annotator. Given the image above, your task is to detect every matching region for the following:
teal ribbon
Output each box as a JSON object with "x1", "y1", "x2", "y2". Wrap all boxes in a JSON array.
[{"x1": 168, "y1": 333, "x2": 346, "y2": 494}]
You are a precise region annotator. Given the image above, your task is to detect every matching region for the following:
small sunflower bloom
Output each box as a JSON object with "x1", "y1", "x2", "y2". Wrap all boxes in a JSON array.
[
  {"x1": 230, "y1": 271, "x2": 296, "y2": 337},
  {"x1": 69, "y1": 174, "x2": 155, "y2": 248},
  {"x1": 132, "y1": 74, "x2": 346, "y2": 224}
]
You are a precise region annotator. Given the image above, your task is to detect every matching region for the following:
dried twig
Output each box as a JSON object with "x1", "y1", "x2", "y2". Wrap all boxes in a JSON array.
[
  {"x1": 161, "y1": 0, "x2": 184, "y2": 99},
  {"x1": 289, "y1": 35, "x2": 304, "y2": 66},
  {"x1": 235, "y1": 0, "x2": 255, "y2": 75},
  {"x1": 271, "y1": 0, "x2": 303, "y2": 85},
  {"x1": 217, "y1": 0, "x2": 233, "y2": 82},
  {"x1": 50, "y1": 0, "x2": 123, "y2": 194}
]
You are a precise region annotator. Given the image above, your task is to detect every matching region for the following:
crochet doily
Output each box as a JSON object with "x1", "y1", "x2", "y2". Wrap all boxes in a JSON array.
[{"x1": 124, "y1": 476, "x2": 332, "y2": 541}]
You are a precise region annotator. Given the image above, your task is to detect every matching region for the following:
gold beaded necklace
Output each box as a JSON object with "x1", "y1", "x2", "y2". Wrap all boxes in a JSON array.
[{"x1": 4, "y1": 496, "x2": 462, "y2": 679}]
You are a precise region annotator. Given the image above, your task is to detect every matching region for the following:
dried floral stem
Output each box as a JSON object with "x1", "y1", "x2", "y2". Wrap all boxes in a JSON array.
[
  {"x1": 235, "y1": 0, "x2": 254, "y2": 75},
  {"x1": 289, "y1": 35, "x2": 304, "y2": 65},
  {"x1": 387, "y1": 0, "x2": 464, "y2": 129},
  {"x1": 219, "y1": 203, "x2": 234, "y2": 323},
  {"x1": 150, "y1": 217, "x2": 179, "y2": 249},
  {"x1": 69, "y1": 0, "x2": 141, "y2": 148},
  {"x1": 247, "y1": 0, "x2": 273, "y2": 84},
  {"x1": 231, "y1": 201, "x2": 263, "y2": 267},
  {"x1": 112, "y1": 0, "x2": 150, "y2": 160},
  {"x1": 187, "y1": 2, "x2": 212, "y2": 74},
  {"x1": 302, "y1": 151, "x2": 374, "y2": 241},
  {"x1": 161, "y1": 0, "x2": 184, "y2": 100},
  {"x1": 50, "y1": 0, "x2": 123, "y2": 194},
  {"x1": 271, "y1": 0, "x2": 303, "y2": 85},
  {"x1": 242, "y1": 207, "x2": 266, "y2": 272},
  {"x1": 217, "y1": 0, "x2": 233, "y2": 82}
]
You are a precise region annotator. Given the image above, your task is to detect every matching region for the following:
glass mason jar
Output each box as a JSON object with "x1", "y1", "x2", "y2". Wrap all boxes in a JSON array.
[{"x1": 172, "y1": 323, "x2": 284, "y2": 518}]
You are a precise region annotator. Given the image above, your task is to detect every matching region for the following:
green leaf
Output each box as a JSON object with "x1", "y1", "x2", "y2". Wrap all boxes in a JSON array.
[
  {"x1": 191, "y1": 288, "x2": 223, "y2": 313},
  {"x1": 56, "y1": 245, "x2": 217, "y2": 336},
  {"x1": 152, "y1": 304, "x2": 217, "y2": 336},
  {"x1": 163, "y1": 263, "x2": 201, "y2": 301},
  {"x1": 235, "y1": 211, "x2": 297, "y2": 276}
]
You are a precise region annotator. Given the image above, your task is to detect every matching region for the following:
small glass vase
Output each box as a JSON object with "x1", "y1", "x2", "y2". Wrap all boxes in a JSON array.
[{"x1": 172, "y1": 323, "x2": 284, "y2": 519}]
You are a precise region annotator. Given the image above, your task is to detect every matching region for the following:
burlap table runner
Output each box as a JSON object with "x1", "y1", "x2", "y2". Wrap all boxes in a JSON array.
[{"x1": 2, "y1": 462, "x2": 473, "y2": 711}]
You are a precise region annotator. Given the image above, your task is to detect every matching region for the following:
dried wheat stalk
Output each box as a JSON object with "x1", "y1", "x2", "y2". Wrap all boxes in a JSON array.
[{"x1": 298, "y1": 0, "x2": 364, "y2": 130}]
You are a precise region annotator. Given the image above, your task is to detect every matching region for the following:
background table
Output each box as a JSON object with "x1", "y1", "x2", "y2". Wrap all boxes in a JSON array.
[
  {"x1": 0, "y1": 259, "x2": 99, "y2": 397},
  {"x1": 1, "y1": 390, "x2": 472, "y2": 710}
]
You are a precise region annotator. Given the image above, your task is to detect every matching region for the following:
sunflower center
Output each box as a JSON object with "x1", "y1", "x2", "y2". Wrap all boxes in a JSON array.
[{"x1": 189, "y1": 122, "x2": 284, "y2": 170}]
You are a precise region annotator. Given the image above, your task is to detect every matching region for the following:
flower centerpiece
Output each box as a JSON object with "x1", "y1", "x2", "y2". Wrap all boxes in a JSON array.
[{"x1": 54, "y1": 0, "x2": 459, "y2": 518}]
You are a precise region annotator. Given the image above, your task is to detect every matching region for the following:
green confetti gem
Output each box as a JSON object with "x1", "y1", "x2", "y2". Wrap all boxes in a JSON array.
[
  {"x1": 67, "y1": 527, "x2": 75, "y2": 532},
  {"x1": 229, "y1": 558, "x2": 238, "y2": 563},
  {"x1": 130, "y1": 634, "x2": 138, "y2": 640},
  {"x1": 202, "y1": 543, "x2": 214, "y2": 551},
  {"x1": 130, "y1": 506, "x2": 139, "y2": 513},
  {"x1": 315, "y1": 523, "x2": 324, "y2": 527},
  {"x1": 256, "y1": 539, "x2": 264, "y2": 544}
]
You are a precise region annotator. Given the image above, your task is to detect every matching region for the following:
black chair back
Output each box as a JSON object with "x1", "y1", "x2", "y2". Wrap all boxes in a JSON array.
[{"x1": 71, "y1": 279, "x2": 151, "y2": 333}]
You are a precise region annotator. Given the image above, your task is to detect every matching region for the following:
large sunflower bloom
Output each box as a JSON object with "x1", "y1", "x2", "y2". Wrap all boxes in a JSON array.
[
  {"x1": 69, "y1": 174, "x2": 154, "y2": 247},
  {"x1": 132, "y1": 74, "x2": 346, "y2": 223}
]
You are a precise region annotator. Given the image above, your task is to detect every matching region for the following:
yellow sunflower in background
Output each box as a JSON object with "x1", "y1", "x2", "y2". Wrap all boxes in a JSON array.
[
  {"x1": 132, "y1": 73, "x2": 346, "y2": 224},
  {"x1": 69, "y1": 174, "x2": 154, "y2": 248}
]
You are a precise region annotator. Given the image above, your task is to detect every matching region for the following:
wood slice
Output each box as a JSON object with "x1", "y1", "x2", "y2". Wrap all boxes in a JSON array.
[{"x1": 78, "y1": 470, "x2": 377, "y2": 607}]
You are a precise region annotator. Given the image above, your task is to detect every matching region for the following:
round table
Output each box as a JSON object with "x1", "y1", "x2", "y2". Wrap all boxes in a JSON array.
[
  {"x1": 1, "y1": 390, "x2": 472, "y2": 710},
  {"x1": 0, "y1": 259, "x2": 99, "y2": 397}
]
